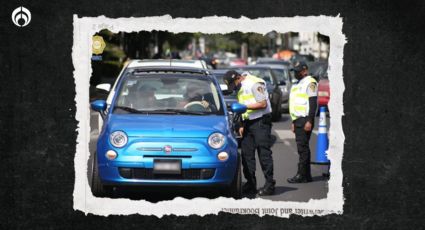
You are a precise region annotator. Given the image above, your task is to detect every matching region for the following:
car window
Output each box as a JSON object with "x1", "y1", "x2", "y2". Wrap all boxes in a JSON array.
[
  {"x1": 114, "y1": 74, "x2": 223, "y2": 114},
  {"x1": 241, "y1": 69, "x2": 275, "y2": 85},
  {"x1": 271, "y1": 69, "x2": 289, "y2": 82}
]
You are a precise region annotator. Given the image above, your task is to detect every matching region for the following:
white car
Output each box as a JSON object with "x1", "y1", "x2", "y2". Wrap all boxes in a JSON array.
[{"x1": 95, "y1": 59, "x2": 209, "y2": 132}]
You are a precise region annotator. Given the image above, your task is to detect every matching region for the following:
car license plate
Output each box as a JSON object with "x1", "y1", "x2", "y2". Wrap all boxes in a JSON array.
[{"x1": 153, "y1": 159, "x2": 181, "y2": 174}]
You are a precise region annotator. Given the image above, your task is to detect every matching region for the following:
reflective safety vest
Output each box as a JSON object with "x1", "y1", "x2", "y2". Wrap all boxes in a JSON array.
[
  {"x1": 289, "y1": 76, "x2": 317, "y2": 121},
  {"x1": 237, "y1": 75, "x2": 272, "y2": 120}
]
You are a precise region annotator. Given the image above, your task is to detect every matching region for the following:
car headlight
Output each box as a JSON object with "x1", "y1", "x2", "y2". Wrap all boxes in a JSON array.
[
  {"x1": 110, "y1": 131, "x2": 128, "y2": 148},
  {"x1": 208, "y1": 133, "x2": 225, "y2": 149}
]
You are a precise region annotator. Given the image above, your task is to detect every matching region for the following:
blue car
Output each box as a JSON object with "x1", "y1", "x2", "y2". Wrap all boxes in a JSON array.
[{"x1": 90, "y1": 66, "x2": 246, "y2": 198}]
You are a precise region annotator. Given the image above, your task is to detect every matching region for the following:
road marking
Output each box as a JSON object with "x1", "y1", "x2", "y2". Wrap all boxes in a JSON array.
[
  {"x1": 274, "y1": 129, "x2": 298, "y2": 154},
  {"x1": 274, "y1": 129, "x2": 293, "y2": 141}
]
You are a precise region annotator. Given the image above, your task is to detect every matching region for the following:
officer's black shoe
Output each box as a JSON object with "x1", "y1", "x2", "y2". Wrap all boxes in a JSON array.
[
  {"x1": 287, "y1": 174, "x2": 312, "y2": 183},
  {"x1": 242, "y1": 183, "x2": 257, "y2": 194},
  {"x1": 257, "y1": 182, "x2": 276, "y2": 196}
]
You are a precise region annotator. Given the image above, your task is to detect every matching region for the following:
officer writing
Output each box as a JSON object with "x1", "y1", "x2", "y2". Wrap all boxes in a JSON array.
[
  {"x1": 287, "y1": 62, "x2": 318, "y2": 183},
  {"x1": 223, "y1": 70, "x2": 276, "y2": 196}
]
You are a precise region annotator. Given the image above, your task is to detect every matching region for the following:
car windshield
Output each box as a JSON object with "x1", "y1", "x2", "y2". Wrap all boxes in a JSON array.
[
  {"x1": 238, "y1": 68, "x2": 275, "y2": 85},
  {"x1": 257, "y1": 60, "x2": 290, "y2": 66},
  {"x1": 113, "y1": 73, "x2": 223, "y2": 115},
  {"x1": 271, "y1": 68, "x2": 289, "y2": 82}
]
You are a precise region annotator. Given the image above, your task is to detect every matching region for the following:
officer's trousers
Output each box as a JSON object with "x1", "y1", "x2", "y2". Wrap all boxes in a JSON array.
[
  {"x1": 294, "y1": 117, "x2": 313, "y2": 176},
  {"x1": 241, "y1": 114, "x2": 274, "y2": 186}
]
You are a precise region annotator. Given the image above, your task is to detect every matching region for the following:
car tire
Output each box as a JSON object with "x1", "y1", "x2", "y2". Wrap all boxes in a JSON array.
[
  {"x1": 226, "y1": 156, "x2": 242, "y2": 199},
  {"x1": 272, "y1": 101, "x2": 282, "y2": 122},
  {"x1": 91, "y1": 152, "x2": 112, "y2": 197}
]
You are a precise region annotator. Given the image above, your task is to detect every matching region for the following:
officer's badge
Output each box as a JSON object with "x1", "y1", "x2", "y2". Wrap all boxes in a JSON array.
[
  {"x1": 257, "y1": 86, "x2": 264, "y2": 94},
  {"x1": 309, "y1": 83, "x2": 317, "y2": 92},
  {"x1": 92, "y1": 35, "x2": 106, "y2": 55}
]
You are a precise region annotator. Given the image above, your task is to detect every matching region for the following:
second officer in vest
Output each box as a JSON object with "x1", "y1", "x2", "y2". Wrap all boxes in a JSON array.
[
  {"x1": 287, "y1": 62, "x2": 318, "y2": 183},
  {"x1": 223, "y1": 70, "x2": 276, "y2": 196}
]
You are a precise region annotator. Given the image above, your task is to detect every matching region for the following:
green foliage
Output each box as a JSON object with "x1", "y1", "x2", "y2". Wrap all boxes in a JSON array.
[{"x1": 91, "y1": 30, "x2": 126, "y2": 87}]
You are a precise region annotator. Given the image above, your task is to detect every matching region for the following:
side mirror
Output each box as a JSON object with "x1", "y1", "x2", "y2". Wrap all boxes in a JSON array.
[
  {"x1": 91, "y1": 100, "x2": 107, "y2": 112},
  {"x1": 230, "y1": 102, "x2": 247, "y2": 114},
  {"x1": 96, "y1": 83, "x2": 111, "y2": 92}
]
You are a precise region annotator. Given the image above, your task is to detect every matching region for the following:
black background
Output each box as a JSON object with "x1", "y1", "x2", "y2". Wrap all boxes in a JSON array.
[{"x1": 1, "y1": 0, "x2": 425, "y2": 229}]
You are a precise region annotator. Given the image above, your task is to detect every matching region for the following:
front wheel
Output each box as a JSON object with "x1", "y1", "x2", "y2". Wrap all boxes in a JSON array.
[
  {"x1": 225, "y1": 156, "x2": 242, "y2": 199},
  {"x1": 91, "y1": 152, "x2": 112, "y2": 197},
  {"x1": 272, "y1": 101, "x2": 282, "y2": 122}
]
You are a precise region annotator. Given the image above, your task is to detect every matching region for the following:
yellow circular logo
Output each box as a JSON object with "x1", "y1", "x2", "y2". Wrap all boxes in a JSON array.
[{"x1": 92, "y1": 36, "x2": 106, "y2": 55}]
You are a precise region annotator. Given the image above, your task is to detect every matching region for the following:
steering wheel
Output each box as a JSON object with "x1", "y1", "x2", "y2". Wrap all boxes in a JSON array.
[{"x1": 183, "y1": 101, "x2": 210, "y2": 112}]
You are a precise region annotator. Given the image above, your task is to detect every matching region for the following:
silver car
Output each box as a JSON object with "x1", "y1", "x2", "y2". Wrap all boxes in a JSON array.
[{"x1": 254, "y1": 64, "x2": 293, "y2": 112}]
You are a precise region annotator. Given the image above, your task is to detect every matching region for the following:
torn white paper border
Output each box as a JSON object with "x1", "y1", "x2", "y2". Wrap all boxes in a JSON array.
[{"x1": 72, "y1": 15, "x2": 346, "y2": 217}]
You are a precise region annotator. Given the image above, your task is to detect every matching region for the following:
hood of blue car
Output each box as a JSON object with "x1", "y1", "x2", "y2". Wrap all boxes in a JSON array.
[{"x1": 107, "y1": 114, "x2": 228, "y2": 138}]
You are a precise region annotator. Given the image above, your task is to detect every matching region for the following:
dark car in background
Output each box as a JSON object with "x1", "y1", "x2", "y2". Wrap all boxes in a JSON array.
[
  {"x1": 228, "y1": 58, "x2": 247, "y2": 67},
  {"x1": 255, "y1": 64, "x2": 292, "y2": 112},
  {"x1": 307, "y1": 61, "x2": 329, "y2": 108},
  {"x1": 290, "y1": 54, "x2": 315, "y2": 64},
  {"x1": 227, "y1": 65, "x2": 284, "y2": 121},
  {"x1": 255, "y1": 58, "x2": 291, "y2": 67}
]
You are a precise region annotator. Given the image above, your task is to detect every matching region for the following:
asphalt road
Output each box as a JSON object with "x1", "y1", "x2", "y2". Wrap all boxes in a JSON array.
[{"x1": 88, "y1": 112, "x2": 329, "y2": 202}]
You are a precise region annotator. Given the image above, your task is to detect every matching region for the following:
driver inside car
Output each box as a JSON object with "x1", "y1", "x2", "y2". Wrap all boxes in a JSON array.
[{"x1": 179, "y1": 82, "x2": 214, "y2": 112}]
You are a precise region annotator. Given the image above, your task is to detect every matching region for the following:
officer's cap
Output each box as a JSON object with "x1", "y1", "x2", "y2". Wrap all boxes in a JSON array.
[
  {"x1": 223, "y1": 70, "x2": 241, "y2": 92},
  {"x1": 290, "y1": 61, "x2": 309, "y2": 72}
]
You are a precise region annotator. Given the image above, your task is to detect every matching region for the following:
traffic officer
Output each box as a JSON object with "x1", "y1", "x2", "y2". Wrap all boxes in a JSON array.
[
  {"x1": 287, "y1": 62, "x2": 318, "y2": 183},
  {"x1": 223, "y1": 70, "x2": 276, "y2": 196}
]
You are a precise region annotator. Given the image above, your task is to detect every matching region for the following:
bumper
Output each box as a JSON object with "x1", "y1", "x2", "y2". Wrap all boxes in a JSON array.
[
  {"x1": 99, "y1": 163, "x2": 236, "y2": 186},
  {"x1": 96, "y1": 133, "x2": 239, "y2": 187}
]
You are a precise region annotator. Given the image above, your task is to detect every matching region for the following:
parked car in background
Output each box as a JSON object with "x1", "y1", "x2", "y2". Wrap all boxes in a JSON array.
[
  {"x1": 317, "y1": 78, "x2": 329, "y2": 107},
  {"x1": 290, "y1": 54, "x2": 315, "y2": 64},
  {"x1": 228, "y1": 58, "x2": 247, "y2": 67},
  {"x1": 90, "y1": 66, "x2": 247, "y2": 198},
  {"x1": 214, "y1": 51, "x2": 238, "y2": 68},
  {"x1": 255, "y1": 58, "x2": 291, "y2": 67},
  {"x1": 307, "y1": 61, "x2": 329, "y2": 108},
  {"x1": 255, "y1": 64, "x2": 292, "y2": 112},
  {"x1": 228, "y1": 65, "x2": 284, "y2": 121}
]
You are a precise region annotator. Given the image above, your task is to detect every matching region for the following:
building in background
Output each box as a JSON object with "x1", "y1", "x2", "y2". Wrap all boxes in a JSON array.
[{"x1": 290, "y1": 32, "x2": 329, "y2": 61}]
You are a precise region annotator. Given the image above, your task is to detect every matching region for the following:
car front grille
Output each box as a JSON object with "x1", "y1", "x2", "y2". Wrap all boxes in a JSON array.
[{"x1": 118, "y1": 168, "x2": 215, "y2": 180}]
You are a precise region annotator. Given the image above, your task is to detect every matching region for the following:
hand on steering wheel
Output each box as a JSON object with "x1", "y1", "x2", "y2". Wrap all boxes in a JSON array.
[{"x1": 183, "y1": 100, "x2": 211, "y2": 112}]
